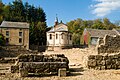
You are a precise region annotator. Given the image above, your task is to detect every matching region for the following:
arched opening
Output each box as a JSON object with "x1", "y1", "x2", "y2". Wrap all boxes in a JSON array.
[
  {"x1": 56, "y1": 34, "x2": 58, "y2": 39},
  {"x1": 61, "y1": 33, "x2": 64, "y2": 39},
  {"x1": 50, "y1": 34, "x2": 52, "y2": 39}
]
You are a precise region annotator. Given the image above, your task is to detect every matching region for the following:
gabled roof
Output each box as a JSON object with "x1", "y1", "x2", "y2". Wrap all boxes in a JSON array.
[
  {"x1": 0, "y1": 21, "x2": 29, "y2": 29},
  {"x1": 47, "y1": 23, "x2": 68, "y2": 33},
  {"x1": 85, "y1": 28, "x2": 118, "y2": 38}
]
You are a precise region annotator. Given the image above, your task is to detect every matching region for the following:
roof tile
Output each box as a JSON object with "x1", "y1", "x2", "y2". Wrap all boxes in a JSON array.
[{"x1": 0, "y1": 21, "x2": 29, "y2": 29}]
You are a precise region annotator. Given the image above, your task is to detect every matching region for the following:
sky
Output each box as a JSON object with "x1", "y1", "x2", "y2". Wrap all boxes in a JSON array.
[{"x1": 2, "y1": 0, "x2": 120, "y2": 27}]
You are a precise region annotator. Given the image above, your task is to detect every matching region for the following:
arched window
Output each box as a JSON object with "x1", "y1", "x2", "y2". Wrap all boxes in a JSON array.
[
  {"x1": 61, "y1": 33, "x2": 64, "y2": 39},
  {"x1": 56, "y1": 34, "x2": 58, "y2": 39},
  {"x1": 50, "y1": 34, "x2": 52, "y2": 39}
]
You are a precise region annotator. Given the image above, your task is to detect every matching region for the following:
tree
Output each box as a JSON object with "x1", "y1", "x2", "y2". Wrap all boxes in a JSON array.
[
  {"x1": 6, "y1": 0, "x2": 25, "y2": 22},
  {"x1": 0, "y1": 0, "x2": 4, "y2": 23},
  {"x1": 30, "y1": 22, "x2": 47, "y2": 45},
  {"x1": 72, "y1": 33, "x2": 80, "y2": 45},
  {"x1": 0, "y1": 34, "x2": 5, "y2": 46},
  {"x1": 67, "y1": 18, "x2": 84, "y2": 45},
  {"x1": 92, "y1": 19, "x2": 105, "y2": 29},
  {"x1": 2, "y1": 0, "x2": 47, "y2": 46},
  {"x1": 103, "y1": 18, "x2": 117, "y2": 30}
]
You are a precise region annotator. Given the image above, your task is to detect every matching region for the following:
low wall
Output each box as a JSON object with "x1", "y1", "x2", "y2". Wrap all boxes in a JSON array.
[
  {"x1": 87, "y1": 53, "x2": 120, "y2": 70},
  {"x1": 19, "y1": 62, "x2": 67, "y2": 74},
  {"x1": 17, "y1": 54, "x2": 69, "y2": 64},
  {"x1": 97, "y1": 35, "x2": 120, "y2": 54},
  {"x1": 11, "y1": 54, "x2": 69, "y2": 74},
  {"x1": 0, "y1": 58, "x2": 16, "y2": 63}
]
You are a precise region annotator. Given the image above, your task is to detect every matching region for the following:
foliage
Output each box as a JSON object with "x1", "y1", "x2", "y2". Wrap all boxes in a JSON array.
[
  {"x1": 30, "y1": 22, "x2": 47, "y2": 45},
  {"x1": 0, "y1": 1, "x2": 4, "y2": 23},
  {"x1": 72, "y1": 33, "x2": 80, "y2": 45},
  {"x1": 67, "y1": 18, "x2": 119, "y2": 45},
  {"x1": 0, "y1": 34, "x2": 5, "y2": 46},
  {"x1": 0, "y1": 0, "x2": 47, "y2": 46}
]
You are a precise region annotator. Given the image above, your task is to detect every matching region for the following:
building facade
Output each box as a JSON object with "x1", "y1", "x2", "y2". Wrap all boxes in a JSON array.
[
  {"x1": 0, "y1": 21, "x2": 29, "y2": 50},
  {"x1": 81, "y1": 28, "x2": 118, "y2": 46},
  {"x1": 46, "y1": 20, "x2": 72, "y2": 51}
]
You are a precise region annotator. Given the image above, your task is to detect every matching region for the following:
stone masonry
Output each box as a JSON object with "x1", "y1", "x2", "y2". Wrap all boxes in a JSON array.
[
  {"x1": 88, "y1": 35, "x2": 120, "y2": 70},
  {"x1": 97, "y1": 35, "x2": 120, "y2": 54},
  {"x1": 88, "y1": 53, "x2": 120, "y2": 70},
  {"x1": 11, "y1": 54, "x2": 69, "y2": 77}
]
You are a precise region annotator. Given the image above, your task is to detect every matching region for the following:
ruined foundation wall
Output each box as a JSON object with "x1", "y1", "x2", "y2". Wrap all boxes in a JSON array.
[
  {"x1": 87, "y1": 53, "x2": 120, "y2": 70},
  {"x1": 11, "y1": 54, "x2": 69, "y2": 73},
  {"x1": 97, "y1": 35, "x2": 120, "y2": 54}
]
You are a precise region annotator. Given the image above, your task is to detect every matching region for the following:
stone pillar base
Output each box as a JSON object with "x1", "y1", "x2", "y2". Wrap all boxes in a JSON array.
[{"x1": 58, "y1": 68, "x2": 66, "y2": 77}]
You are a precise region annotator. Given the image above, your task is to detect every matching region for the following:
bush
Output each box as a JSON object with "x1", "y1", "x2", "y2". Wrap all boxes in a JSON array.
[{"x1": 0, "y1": 34, "x2": 5, "y2": 46}]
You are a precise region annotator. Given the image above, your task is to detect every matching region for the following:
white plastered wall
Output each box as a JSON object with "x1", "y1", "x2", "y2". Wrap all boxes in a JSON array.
[{"x1": 47, "y1": 32, "x2": 55, "y2": 46}]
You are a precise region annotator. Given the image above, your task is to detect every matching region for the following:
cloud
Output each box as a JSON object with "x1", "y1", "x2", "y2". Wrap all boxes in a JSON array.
[{"x1": 91, "y1": 0, "x2": 120, "y2": 17}]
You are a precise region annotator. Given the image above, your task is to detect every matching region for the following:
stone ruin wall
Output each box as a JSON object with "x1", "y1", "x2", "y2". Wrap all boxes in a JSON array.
[
  {"x1": 97, "y1": 35, "x2": 120, "y2": 54},
  {"x1": 11, "y1": 54, "x2": 69, "y2": 74},
  {"x1": 87, "y1": 35, "x2": 120, "y2": 70},
  {"x1": 88, "y1": 53, "x2": 120, "y2": 70}
]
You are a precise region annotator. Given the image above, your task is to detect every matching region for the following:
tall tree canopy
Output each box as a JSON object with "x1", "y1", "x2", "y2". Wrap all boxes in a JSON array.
[
  {"x1": 0, "y1": 0, "x2": 47, "y2": 46},
  {"x1": 67, "y1": 18, "x2": 119, "y2": 45},
  {"x1": 0, "y1": 0, "x2": 4, "y2": 23}
]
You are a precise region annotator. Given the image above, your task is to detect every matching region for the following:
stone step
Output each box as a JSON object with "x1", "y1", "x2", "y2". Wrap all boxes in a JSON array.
[
  {"x1": 0, "y1": 67, "x2": 10, "y2": 70},
  {"x1": 0, "y1": 70, "x2": 11, "y2": 73},
  {"x1": 0, "y1": 67, "x2": 11, "y2": 73},
  {"x1": 0, "y1": 65, "x2": 12, "y2": 73}
]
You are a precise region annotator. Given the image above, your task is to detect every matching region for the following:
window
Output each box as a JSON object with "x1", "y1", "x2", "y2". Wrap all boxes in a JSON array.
[
  {"x1": 6, "y1": 38, "x2": 9, "y2": 43},
  {"x1": 19, "y1": 32, "x2": 22, "y2": 37},
  {"x1": 70, "y1": 35, "x2": 72, "y2": 40},
  {"x1": 56, "y1": 34, "x2": 58, "y2": 39},
  {"x1": 19, "y1": 38, "x2": 22, "y2": 43},
  {"x1": 61, "y1": 33, "x2": 64, "y2": 39},
  {"x1": 50, "y1": 34, "x2": 52, "y2": 39},
  {"x1": 6, "y1": 31, "x2": 9, "y2": 36}
]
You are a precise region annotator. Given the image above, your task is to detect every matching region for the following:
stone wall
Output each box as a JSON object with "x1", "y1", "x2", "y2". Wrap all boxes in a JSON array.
[
  {"x1": 19, "y1": 62, "x2": 67, "y2": 77},
  {"x1": 17, "y1": 54, "x2": 69, "y2": 64},
  {"x1": 0, "y1": 57, "x2": 16, "y2": 63},
  {"x1": 0, "y1": 46, "x2": 39, "y2": 57},
  {"x1": 87, "y1": 53, "x2": 120, "y2": 70},
  {"x1": 1, "y1": 28, "x2": 29, "y2": 50},
  {"x1": 11, "y1": 54, "x2": 69, "y2": 76},
  {"x1": 97, "y1": 35, "x2": 120, "y2": 54}
]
